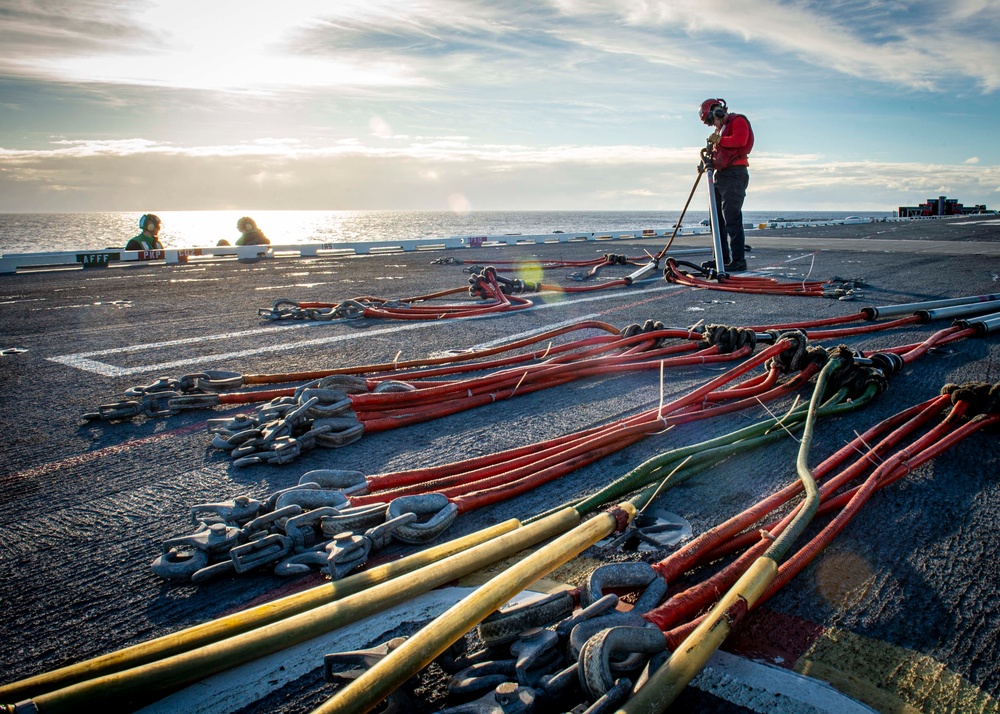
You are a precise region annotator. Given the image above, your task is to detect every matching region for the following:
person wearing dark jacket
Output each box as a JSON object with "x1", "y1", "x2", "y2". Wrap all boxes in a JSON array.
[{"x1": 699, "y1": 98, "x2": 754, "y2": 272}]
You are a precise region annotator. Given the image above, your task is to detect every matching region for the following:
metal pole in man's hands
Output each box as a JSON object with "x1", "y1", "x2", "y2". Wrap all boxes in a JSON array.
[{"x1": 702, "y1": 143, "x2": 728, "y2": 277}]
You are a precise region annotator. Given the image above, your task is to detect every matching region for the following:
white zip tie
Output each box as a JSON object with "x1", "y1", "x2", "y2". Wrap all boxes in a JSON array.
[
  {"x1": 758, "y1": 395, "x2": 804, "y2": 443},
  {"x1": 801, "y1": 253, "x2": 817, "y2": 292},
  {"x1": 847, "y1": 430, "x2": 886, "y2": 468},
  {"x1": 658, "y1": 359, "x2": 666, "y2": 420},
  {"x1": 510, "y1": 370, "x2": 529, "y2": 398}
]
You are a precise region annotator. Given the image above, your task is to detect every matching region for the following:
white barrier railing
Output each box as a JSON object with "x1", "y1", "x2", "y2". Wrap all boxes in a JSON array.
[{"x1": 0, "y1": 226, "x2": 714, "y2": 275}]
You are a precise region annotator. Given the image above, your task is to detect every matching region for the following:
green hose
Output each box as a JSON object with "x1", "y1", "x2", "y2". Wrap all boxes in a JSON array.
[
  {"x1": 628, "y1": 383, "x2": 873, "y2": 510},
  {"x1": 618, "y1": 357, "x2": 849, "y2": 714},
  {"x1": 763, "y1": 356, "x2": 842, "y2": 561},
  {"x1": 531, "y1": 375, "x2": 875, "y2": 522}
]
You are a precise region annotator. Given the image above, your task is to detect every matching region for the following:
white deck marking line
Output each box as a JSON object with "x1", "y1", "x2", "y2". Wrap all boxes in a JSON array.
[
  {"x1": 47, "y1": 321, "x2": 432, "y2": 377},
  {"x1": 61, "y1": 322, "x2": 308, "y2": 357},
  {"x1": 47, "y1": 282, "x2": 683, "y2": 376}
]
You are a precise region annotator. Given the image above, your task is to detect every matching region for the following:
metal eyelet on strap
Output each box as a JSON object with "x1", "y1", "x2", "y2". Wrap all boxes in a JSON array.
[
  {"x1": 283, "y1": 507, "x2": 343, "y2": 551},
  {"x1": 577, "y1": 626, "x2": 666, "y2": 701},
  {"x1": 241, "y1": 505, "x2": 303, "y2": 540},
  {"x1": 189, "y1": 496, "x2": 263, "y2": 526},
  {"x1": 313, "y1": 420, "x2": 364, "y2": 448},
  {"x1": 300, "y1": 469, "x2": 368, "y2": 496},
  {"x1": 385, "y1": 493, "x2": 458, "y2": 544},
  {"x1": 583, "y1": 562, "x2": 667, "y2": 613},
  {"x1": 141, "y1": 390, "x2": 182, "y2": 418},
  {"x1": 274, "y1": 488, "x2": 349, "y2": 512},
  {"x1": 325, "y1": 532, "x2": 372, "y2": 580},
  {"x1": 176, "y1": 370, "x2": 244, "y2": 393},
  {"x1": 151, "y1": 548, "x2": 209, "y2": 581},
  {"x1": 447, "y1": 660, "x2": 517, "y2": 698},
  {"x1": 274, "y1": 544, "x2": 333, "y2": 576},
  {"x1": 230, "y1": 534, "x2": 293, "y2": 573},
  {"x1": 320, "y1": 504, "x2": 388, "y2": 537},
  {"x1": 82, "y1": 400, "x2": 143, "y2": 422}
]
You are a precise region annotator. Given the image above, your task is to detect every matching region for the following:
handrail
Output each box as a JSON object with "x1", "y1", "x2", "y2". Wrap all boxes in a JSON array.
[{"x1": 0, "y1": 228, "x2": 712, "y2": 274}]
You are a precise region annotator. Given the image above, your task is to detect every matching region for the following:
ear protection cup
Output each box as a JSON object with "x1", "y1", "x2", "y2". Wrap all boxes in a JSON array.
[
  {"x1": 711, "y1": 99, "x2": 727, "y2": 120},
  {"x1": 139, "y1": 214, "x2": 160, "y2": 231},
  {"x1": 699, "y1": 98, "x2": 727, "y2": 125}
]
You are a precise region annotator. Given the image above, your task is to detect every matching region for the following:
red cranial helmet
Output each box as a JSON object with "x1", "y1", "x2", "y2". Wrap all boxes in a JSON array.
[{"x1": 699, "y1": 98, "x2": 727, "y2": 124}]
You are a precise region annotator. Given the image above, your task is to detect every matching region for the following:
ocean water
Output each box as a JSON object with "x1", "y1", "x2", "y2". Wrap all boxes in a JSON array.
[{"x1": 0, "y1": 210, "x2": 894, "y2": 255}]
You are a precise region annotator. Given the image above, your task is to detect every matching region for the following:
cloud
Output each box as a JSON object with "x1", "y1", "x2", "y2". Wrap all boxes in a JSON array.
[
  {"x1": 4, "y1": 0, "x2": 999, "y2": 96},
  {"x1": 1, "y1": 1, "x2": 999, "y2": 214},
  {"x1": 1, "y1": 136, "x2": 996, "y2": 212},
  {"x1": 368, "y1": 116, "x2": 395, "y2": 139},
  {"x1": 0, "y1": 136, "x2": 701, "y2": 164},
  {"x1": 550, "y1": 0, "x2": 1000, "y2": 91},
  {"x1": 0, "y1": 1, "x2": 438, "y2": 91},
  {"x1": 748, "y1": 156, "x2": 1000, "y2": 211}
]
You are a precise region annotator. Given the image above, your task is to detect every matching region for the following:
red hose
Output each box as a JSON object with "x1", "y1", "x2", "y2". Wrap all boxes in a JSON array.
[
  {"x1": 237, "y1": 320, "x2": 621, "y2": 387},
  {"x1": 357, "y1": 341, "x2": 794, "y2": 501},
  {"x1": 646, "y1": 391, "x2": 996, "y2": 646},
  {"x1": 664, "y1": 258, "x2": 835, "y2": 297}
]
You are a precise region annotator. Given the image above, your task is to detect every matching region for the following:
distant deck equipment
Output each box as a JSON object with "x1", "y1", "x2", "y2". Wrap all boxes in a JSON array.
[{"x1": 898, "y1": 195, "x2": 988, "y2": 217}]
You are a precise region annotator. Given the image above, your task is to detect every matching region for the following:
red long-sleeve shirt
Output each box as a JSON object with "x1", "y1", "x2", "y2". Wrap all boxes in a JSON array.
[{"x1": 713, "y1": 114, "x2": 754, "y2": 171}]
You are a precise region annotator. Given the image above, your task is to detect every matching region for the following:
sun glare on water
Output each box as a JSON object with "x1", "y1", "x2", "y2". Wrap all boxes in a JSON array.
[{"x1": 158, "y1": 210, "x2": 363, "y2": 248}]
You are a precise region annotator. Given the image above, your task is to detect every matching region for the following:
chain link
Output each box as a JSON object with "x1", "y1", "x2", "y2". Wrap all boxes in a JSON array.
[{"x1": 152, "y1": 468, "x2": 458, "y2": 584}]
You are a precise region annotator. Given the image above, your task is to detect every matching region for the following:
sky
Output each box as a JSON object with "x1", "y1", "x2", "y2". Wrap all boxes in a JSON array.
[{"x1": 1, "y1": 0, "x2": 999, "y2": 213}]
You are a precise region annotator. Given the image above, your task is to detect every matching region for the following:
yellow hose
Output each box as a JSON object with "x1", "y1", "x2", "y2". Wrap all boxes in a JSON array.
[
  {"x1": 313, "y1": 503, "x2": 636, "y2": 714},
  {"x1": 0, "y1": 519, "x2": 520, "y2": 704},
  {"x1": 618, "y1": 357, "x2": 835, "y2": 713},
  {"x1": 616, "y1": 556, "x2": 778, "y2": 714},
  {"x1": 8, "y1": 510, "x2": 580, "y2": 714}
]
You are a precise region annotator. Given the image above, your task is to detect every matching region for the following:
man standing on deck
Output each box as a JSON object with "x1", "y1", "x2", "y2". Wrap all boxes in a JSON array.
[
  {"x1": 699, "y1": 98, "x2": 753, "y2": 272},
  {"x1": 126, "y1": 214, "x2": 164, "y2": 251}
]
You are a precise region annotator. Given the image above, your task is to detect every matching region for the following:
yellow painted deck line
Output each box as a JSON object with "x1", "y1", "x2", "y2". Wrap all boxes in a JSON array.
[{"x1": 797, "y1": 627, "x2": 1000, "y2": 714}]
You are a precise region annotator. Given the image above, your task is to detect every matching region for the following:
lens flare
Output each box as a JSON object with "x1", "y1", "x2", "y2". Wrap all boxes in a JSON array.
[
  {"x1": 815, "y1": 550, "x2": 874, "y2": 607},
  {"x1": 448, "y1": 193, "x2": 471, "y2": 215},
  {"x1": 516, "y1": 261, "x2": 543, "y2": 286}
]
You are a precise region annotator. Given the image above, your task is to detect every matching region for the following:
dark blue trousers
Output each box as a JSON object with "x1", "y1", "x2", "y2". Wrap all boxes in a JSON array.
[{"x1": 713, "y1": 166, "x2": 750, "y2": 264}]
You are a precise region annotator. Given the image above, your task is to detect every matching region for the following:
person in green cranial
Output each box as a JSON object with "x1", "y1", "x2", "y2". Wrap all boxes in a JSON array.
[
  {"x1": 235, "y1": 216, "x2": 270, "y2": 246},
  {"x1": 218, "y1": 216, "x2": 271, "y2": 247},
  {"x1": 126, "y1": 214, "x2": 164, "y2": 251}
]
